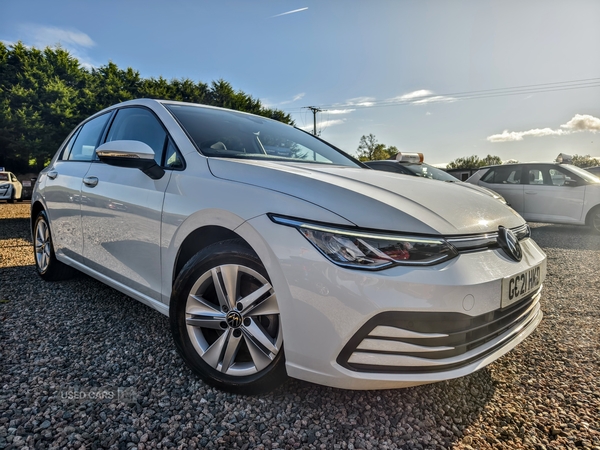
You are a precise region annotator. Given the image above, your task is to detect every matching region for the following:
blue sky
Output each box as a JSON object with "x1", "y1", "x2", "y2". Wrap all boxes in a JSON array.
[{"x1": 1, "y1": 0, "x2": 600, "y2": 165}]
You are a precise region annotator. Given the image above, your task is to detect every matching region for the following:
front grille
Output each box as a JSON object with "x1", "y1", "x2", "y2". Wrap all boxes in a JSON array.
[
  {"x1": 337, "y1": 288, "x2": 541, "y2": 374},
  {"x1": 446, "y1": 223, "x2": 530, "y2": 253}
]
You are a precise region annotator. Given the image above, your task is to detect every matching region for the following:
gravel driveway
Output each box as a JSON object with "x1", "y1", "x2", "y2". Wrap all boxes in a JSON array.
[{"x1": 1, "y1": 203, "x2": 599, "y2": 450}]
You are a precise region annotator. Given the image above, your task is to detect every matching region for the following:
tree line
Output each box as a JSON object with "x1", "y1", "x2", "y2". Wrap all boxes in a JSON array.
[
  {"x1": 356, "y1": 134, "x2": 599, "y2": 169},
  {"x1": 0, "y1": 42, "x2": 292, "y2": 174}
]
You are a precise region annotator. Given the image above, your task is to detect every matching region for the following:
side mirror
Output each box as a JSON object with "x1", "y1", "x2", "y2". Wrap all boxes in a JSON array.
[{"x1": 96, "y1": 140, "x2": 165, "y2": 180}]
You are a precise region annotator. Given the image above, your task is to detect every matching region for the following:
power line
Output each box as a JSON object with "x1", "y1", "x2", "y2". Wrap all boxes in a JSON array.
[{"x1": 284, "y1": 77, "x2": 600, "y2": 113}]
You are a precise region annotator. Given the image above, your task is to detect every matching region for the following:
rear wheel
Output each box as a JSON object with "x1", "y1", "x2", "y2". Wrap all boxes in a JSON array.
[
  {"x1": 170, "y1": 239, "x2": 287, "y2": 394},
  {"x1": 34, "y1": 210, "x2": 75, "y2": 281}
]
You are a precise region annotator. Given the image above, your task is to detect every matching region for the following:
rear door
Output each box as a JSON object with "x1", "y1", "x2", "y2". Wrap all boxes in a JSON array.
[
  {"x1": 523, "y1": 164, "x2": 585, "y2": 223},
  {"x1": 80, "y1": 107, "x2": 174, "y2": 300},
  {"x1": 43, "y1": 112, "x2": 112, "y2": 261},
  {"x1": 478, "y1": 165, "x2": 525, "y2": 213}
]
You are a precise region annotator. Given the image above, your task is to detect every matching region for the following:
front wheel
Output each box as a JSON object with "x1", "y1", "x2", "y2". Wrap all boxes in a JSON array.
[
  {"x1": 170, "y1": 239, "x2": 287, "y2": 394},
  {"x1": 587, "y1": 206, "x2": 600, "y2": 234}
]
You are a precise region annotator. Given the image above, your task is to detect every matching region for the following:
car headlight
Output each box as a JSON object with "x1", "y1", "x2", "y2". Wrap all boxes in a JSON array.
[
  {"x1": 0, "y1": 183, "x2": 9, "y2": 189},
  {"x1": 270, "y1": 215, "x2": 458, "y2": 270}
]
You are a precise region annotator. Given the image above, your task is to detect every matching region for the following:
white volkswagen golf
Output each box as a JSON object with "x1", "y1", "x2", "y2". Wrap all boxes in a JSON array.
[{"x1": 31, "y1": 99, "x2": 546, "y2": 394}]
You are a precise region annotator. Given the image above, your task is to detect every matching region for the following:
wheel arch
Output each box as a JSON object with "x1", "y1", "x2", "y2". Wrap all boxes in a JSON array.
[
  {"x1": 585, "y1": 203, "x2": 600, "y2": 228},
  {"x1": 172, "y1": 225, "x2": 255, "y2": 285},
  {"x1": 31, "y1": 200, "x2": 45, "y2": 234}
]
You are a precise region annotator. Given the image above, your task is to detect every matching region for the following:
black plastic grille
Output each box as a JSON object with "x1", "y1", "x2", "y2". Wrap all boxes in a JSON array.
[{"x1": 337, "y1": 289, "x2": 541, "y2": 373}]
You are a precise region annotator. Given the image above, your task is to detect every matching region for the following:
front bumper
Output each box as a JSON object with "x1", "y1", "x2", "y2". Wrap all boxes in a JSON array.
[
  {"x1": 244, "y1": 215, "x2": 546, "y2": 390},
  {"x1": 0, "y1": 185, "x2": 12, "y2": 200}
]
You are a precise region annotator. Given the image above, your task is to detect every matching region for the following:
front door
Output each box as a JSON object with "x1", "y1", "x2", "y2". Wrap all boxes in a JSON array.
[{"x1": 80, "y1": 107, "x2": 171, "y2": 300}]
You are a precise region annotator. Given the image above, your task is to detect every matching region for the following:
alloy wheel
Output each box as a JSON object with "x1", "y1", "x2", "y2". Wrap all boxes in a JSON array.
[
  {"x1": 185, "y1": 264, "x2": 282, "y2": 376},
  {"x1": 35, "y1": 220, "x2": 51, "y2": 272}
]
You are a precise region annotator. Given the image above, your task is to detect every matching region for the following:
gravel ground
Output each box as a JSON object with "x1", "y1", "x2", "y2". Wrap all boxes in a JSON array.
[{"x1": 1, "y1": 202, "x2": 599, "y2": 450}]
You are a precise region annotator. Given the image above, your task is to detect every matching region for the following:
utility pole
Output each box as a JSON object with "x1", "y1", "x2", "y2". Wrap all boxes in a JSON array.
[{"x1": 304, "y1": 106, "x2": 326, "y2": 136}]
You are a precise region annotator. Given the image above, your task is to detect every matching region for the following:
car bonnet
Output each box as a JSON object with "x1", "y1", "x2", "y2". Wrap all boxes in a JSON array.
[{"x1": 207, "y1": 158, "x2": 525, "y2": 236}]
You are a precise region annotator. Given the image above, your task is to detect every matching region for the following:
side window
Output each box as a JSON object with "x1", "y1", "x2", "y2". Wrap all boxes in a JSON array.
[
  {"x1": 106, "y1": 108, "x2": 167, "y2": 165},
  {"x1": 67, "y1": 113, "x2": 111, "y2": 161},
  {"x1": 548, "y1": 168, "x2": 576, "y2": 186},
  {"x1": 164, "y1": 138, "x2": 184, "y2": 169},
  {"x1": 527, "y1": 168, "x2": 544, "y2": 185},
  {"x1": 481, "y1": 167, "x2": 522, "y2": 184}
]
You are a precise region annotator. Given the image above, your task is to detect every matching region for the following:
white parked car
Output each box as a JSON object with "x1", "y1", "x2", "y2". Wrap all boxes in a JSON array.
[
  {"x1": 32, "y1": 99, "x2": 546, "y2": 393},
  {"x1": 0, "y1": 171, "x2": 23, "y2": 203},
  {"x1": 467, "y1": 162, "x2": 600, "y2": 232}
]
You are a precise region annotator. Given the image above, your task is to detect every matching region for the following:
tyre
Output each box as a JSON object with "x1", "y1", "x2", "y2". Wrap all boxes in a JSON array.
[
  {"x1": 7, "y1": 188, "x2": 15, "y2": 203},
  {"x1": 587, "y1": 205, "x2": 600, "y2": 233},
  {"x1": 170, "y1": 239, "x2": 287, "y2": 394},
  {"x1": 33, "y1": 210, "x2": 75, "y2": 281}
]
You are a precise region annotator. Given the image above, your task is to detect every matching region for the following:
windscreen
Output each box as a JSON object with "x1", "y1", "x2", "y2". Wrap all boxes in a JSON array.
[
  {"x1": 563, "y1": 164, "x2": 600, "y2": 183},
  {"x1": 165, "y1": 104, "x2": 360, "y2": 167},
  {"x1": 402, "y1": 163, "x2": 458, "y2": 181},
  {"x1": 0, "y1": 173, "x2": 8, "y2": 181}
]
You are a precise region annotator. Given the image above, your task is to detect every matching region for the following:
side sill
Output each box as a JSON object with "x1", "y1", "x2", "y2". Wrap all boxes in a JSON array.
[{"x1": 57, "y1": 255, "x2": 169, "y2": 317}]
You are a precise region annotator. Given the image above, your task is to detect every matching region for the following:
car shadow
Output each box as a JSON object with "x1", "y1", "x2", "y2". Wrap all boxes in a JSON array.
[
  {"x1": 529, "y1": 223, "x2": 600, "y2": 251},
  {"x1": 0, "y1": 217, "x2": 32, "y2": 240}
]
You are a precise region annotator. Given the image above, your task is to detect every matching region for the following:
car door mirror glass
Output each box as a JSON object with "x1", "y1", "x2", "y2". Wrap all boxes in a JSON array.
[{"x1": 96, "y1": 140, "x2": 165, "y2": 180}]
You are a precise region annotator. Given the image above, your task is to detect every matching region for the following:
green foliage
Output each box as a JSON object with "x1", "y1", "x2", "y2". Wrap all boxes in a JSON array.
[
  {"x1": 356, "y1": 134, "x2": 398, "y2": 161},
  {"x1": 446, "y1": 154, "x2": 503, "y2": 170},
  {"x1": 571, "y1": 154, "x2": 600, "y2": 168},
  {"x1": 0, "y1": 42, "x2": 293, "y2": 173}
]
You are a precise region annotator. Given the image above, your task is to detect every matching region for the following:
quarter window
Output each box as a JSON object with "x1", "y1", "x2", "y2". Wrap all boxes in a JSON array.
[
  {"x1": 106, "y1": 108, "x2": 167, "y2": 165},
  {"x1": 65, "y1": 113, "x2": 111, "y2": 161},
  {"x1": 164, "y1": 138, "x2": 184, "y2": 169}
]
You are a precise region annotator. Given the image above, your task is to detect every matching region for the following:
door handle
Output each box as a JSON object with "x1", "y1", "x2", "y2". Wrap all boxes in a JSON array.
[
  {"x1": 47, "y1": 170, "x2": 58, "y2": 180},
  {"x1": 525, "y1": 191, "x2": 537, "y2": 195},
  {"x1": 83, "y1": 176, "x2": 99, "y2": 187}
]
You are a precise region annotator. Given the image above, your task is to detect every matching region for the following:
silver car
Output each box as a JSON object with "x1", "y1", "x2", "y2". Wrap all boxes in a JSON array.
[{"x1": 32, "y1": 99, "x2": 546, "y2": 393}]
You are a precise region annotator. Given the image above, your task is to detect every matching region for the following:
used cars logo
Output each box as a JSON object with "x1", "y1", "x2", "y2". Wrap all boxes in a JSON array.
[{"x1": 497, "y1": 226, "x2": 522, "y2": 262}]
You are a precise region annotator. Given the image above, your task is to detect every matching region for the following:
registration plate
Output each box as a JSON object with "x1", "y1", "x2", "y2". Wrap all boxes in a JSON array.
[{"x1": 501, "y1": 261, "x2": 546, "y2": 308}]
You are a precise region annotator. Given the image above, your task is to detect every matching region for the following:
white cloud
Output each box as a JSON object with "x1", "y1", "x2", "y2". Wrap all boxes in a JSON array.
[
  {"x1": 411, "y1": 95, "x2": 456, "y2": 105},
  {"x1": 386, "y1": 89, "x2": 455, "y2": 105},
  {"x1": 560, "y1": 114, "x2": 600, "y2": 132},
  {"x1": 487, "y1": 128, "x2": 568, "y2": 142},
  {"x1": 23, "y1": 24, "x2": 95, "y2": 48},
  {"x1": 292, "y1": 93, "x2": 305, "y2": 102},
  {"x1": 344, "y1": 96, "x2": 376, "y2": 107},
  {"x1": 488, "y1": 114, "x2": 600, "y2": 143},
  {"x1": 298, "y1": 119, "x2": 345, "y2": 131},
  {"x1": 275, "y1": 92, "x2": 306, "y2": 106},
  {"x1": 12, "y1": 24, "x2": 97, "y2": 69},
  {"x1": 270, "y1": 7, "x2": 308, "y2": 18},
  {"x1": 388, "y1": 90, "x2": 433, "y2": 102},
  {"x1": 425, "y1": 111, "x2": 432, "y2": 116},
  {"x1": 327, "y1": 109, "x2": 355, "y2": 115}
]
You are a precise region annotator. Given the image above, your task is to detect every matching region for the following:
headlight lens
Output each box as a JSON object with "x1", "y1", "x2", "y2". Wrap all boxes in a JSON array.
[{"x1": 270, "y1": 216, "x2": 458, "y2": 270}]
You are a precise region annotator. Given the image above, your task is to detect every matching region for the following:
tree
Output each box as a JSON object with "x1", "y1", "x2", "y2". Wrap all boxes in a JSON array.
[
  {"x1": 571, "y1": 154, "x2": 600, "y2": 168},
  {"x1": 356, "y1": 134, "x2": 398, "y2": 161},
  {"x1": 446, "y1": 154, "x2": 503, "y2": 170},
  {"x1": 0, "y1": 42, "x2": 293, "y2": 174}
]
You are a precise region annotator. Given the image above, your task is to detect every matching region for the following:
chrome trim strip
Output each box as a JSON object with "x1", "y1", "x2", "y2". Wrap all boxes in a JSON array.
[
  {"x1": 356, "y1": 339, "x2": 454, "y2": 353},
  {"x1": 368, "y1": 326, "x2": 448, "y2": 339}
]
